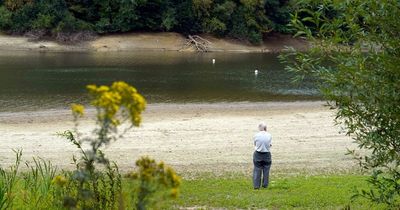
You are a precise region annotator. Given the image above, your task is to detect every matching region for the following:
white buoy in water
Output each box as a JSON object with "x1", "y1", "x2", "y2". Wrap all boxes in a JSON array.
[
  {"x1": 212, "y1": 58, "x2": 215, "y2": 64},
  {"x1": 255, "y1": 69, "x2": 259, "y2": 75}
]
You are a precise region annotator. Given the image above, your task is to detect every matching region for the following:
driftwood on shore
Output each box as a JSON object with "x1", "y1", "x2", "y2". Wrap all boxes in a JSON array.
[{"x1": 182, "y1": 35, "x2": 212, "y2": 52}]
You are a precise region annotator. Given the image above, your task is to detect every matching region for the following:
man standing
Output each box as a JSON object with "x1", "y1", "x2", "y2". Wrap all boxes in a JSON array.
[{"x1": 253, "y1": 122, "x2": 272, "y2": 189}]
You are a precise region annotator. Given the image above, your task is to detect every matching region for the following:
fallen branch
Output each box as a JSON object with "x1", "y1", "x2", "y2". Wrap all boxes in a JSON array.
[{"x1": 181, "y1": 35, "x2": 212, "y2": 52}]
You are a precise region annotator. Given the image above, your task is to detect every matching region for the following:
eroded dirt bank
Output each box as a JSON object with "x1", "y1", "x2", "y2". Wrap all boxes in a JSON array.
[{"x1": 0, "y1": 32, "x2": 307, "y2": 53}]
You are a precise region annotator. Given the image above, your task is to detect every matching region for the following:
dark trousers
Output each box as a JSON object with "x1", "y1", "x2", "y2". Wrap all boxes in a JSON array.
[{"x1": 253, "y1": 151, "x2": 272, "y2": 189}]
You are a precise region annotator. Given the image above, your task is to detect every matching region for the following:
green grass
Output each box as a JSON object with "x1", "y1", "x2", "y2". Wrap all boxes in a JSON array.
[
  {"x1": 168, "y1": 175, "x2": 386, "y2": 209},
  {"x1": 1, "y1": 162, "x2": 389, "y2": 210}
]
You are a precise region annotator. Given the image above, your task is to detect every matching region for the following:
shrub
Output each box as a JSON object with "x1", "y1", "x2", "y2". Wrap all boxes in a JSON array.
[
  {"x1": 281, "y1": 0, "x2": 400, "y2": 207},
  {"x1": 60, "y1": 81, "x2": 181, "y2": 209},
  {"x1": 58, "y1": 81, "x2": 147, "y2": 209},
  {"x1": 0, "y1": 6, "x2": 12, "y2": 30}
]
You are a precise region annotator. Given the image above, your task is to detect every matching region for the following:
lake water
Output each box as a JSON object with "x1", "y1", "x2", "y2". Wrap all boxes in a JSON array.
[{"x1": 0, "y1": 51, "x2": 319, "y2": 112}]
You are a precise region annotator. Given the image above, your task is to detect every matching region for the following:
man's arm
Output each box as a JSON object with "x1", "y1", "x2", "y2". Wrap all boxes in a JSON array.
[{"x1": 269, "y1": 135, "x2": 272, "y2": 147}]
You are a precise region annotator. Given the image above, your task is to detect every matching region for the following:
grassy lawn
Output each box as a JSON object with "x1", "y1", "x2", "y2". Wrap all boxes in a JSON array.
[
  {"x1": 168, "y1": 175, "x2": 385, "y2": 209},
  {"x1": 2, "y1": 167, "x2": 388, "y2": 209}
]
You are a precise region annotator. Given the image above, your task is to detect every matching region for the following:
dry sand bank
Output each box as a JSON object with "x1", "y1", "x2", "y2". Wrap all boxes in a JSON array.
[
  {"x1": 0, "y1": 102, "x2": 358, "y2": 176},
  {"x1": 0, "y1": 32, "x2": 307, "y2": 53}
]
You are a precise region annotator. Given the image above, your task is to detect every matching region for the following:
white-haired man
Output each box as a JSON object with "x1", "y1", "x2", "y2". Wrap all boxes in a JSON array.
[{"x1": 253, "y1": 122, "x2": 272, "y2": 189}]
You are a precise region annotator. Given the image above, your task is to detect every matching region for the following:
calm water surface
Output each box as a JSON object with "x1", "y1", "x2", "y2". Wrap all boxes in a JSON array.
[{"x1": 0, "y1": 51, "x2": 319, "y2": 112}]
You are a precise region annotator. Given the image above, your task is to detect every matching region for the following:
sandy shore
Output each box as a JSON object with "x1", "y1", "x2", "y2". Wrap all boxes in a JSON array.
[
  {"x1": 0, "y1": 102, "x2": 357, "y2": 176},
  {"x1": 0, "y1": 102, "x2": 355, "y2": 174},
  {"x1": 0, "y1": 32, "x2": 307, "y2": 53}
]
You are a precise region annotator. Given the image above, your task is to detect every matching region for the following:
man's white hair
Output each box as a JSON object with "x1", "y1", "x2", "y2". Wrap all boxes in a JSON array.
[{"x1": 258, "y1": 122, "x2": 267, "y2": 131}]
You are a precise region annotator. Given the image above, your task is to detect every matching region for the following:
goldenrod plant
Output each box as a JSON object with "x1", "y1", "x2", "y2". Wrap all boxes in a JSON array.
[
  {"x1": 58, "y1": 81, "x2": 181, "y2": 209},
  {"x1": 59, "y1": 81, "x2": 147, "y2": 209},
  {"x1": 127, "y1": 157, "x2": 181, "y2": 210}
]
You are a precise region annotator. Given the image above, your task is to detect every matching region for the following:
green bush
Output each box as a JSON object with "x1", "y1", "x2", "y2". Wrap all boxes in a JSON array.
[
  {"x1": 55, "y1": 13, "x2": 92, "y2": 33},
  {"x1": 32, "y1": 13, "x2": 55, "y2": 30},
  {"x1": 281, "y1": 0, "x2": 400, "y2": 207},
  {"x1": 0, "y1": 6, "x2": 12, "y2": 30},
  {"x1": 5, "y1": 0, "x2": 82, "y2": 34},
  {"x1": 264, "y1": 0, "x2": 292, "y2": 33},
  {"x1": 161, "y1": 7, "x2": 177, "y2": 31},
  {"x1": 204, "y1": 17, "x2": 226, "y2": 36}
]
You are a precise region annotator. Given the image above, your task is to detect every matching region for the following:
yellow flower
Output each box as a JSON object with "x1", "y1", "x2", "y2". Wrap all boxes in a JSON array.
[
  {"x1": 170, "y1": 188, "x2": 179, "y2": 198},
  {"x1": 86, "y1": 84, "x2": 97, "y2": 92},
  {"x1": 52, "y1": 175, "x2": 68, "y2": 187},
  {"x1": 111, "y1": 118, "x2": 120, "y2": 126},
  {"x1": 172, "y1": 174, "x2": 181, "y2": 186},
  {"x1": 97, "y1": 85, "x2": 110, "y2": 92},
  {"x1": 85, "y1": 81, "x2": 146, "y2": 127},
  {"x1": 71, "y1": 103, "x2": 84, "y2": 117}
]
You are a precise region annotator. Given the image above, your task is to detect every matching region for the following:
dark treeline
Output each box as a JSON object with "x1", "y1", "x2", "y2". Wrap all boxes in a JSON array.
[{"x1": 0, "y1": 0, "x2": 293, "y2": 44}]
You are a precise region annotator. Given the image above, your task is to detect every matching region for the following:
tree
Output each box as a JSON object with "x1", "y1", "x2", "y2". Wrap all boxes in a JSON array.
[
  {"x1": 135, "y1": 0, "x2": 175, "y2": 31},
  {"x1": 281, "y1": 0, "x2": 400, "y2": 207},
  {"x1": 173, "y1": 0, "x2": 203, "y2": 34},
  {"x1": 264, "y1": 0, "x2": 291, "y2": 33},
  {"x1": 0, "y1": 6, "x2": 12, "y2": 30},
  {"x1": 229, "y1": 0, "x2": 271, "y2": 44}
]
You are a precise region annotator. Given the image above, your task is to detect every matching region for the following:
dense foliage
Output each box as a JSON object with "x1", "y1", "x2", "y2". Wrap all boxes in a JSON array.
[
  {"x1": 281, "y1": 0, "x2": 400, "y2": 207},
  {"x1": 0, "y1": 0, "x2": 292, "y2": 44}
]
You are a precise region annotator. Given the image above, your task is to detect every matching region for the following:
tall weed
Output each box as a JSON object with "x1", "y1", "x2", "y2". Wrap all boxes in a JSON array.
[
  {"x1": 21, "y1": 157, "x2": 57, "y2": 208},
  {"x1": 0, "y1": 149, "x2": 22, "y2": 209}
]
